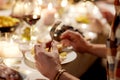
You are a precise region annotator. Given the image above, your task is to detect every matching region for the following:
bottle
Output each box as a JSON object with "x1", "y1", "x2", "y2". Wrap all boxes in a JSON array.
[
  {"x1": 114, "y1": 0, "x2": 120, "y2": 80},
  {"x1": 106, "y1": 39, "x2": 117, "y2": 80},
  {"x1": 106, "y1": 0, "x2": 120, "y2": 80}
]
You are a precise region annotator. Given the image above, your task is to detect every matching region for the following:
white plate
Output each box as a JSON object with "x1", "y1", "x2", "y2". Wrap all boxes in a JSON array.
[
  {"x1": 61, "y1": 51, "x2": 77, "y2": 64},
  {"x1": 24, "y1": 51, "x2": 77, "y2": 67}
]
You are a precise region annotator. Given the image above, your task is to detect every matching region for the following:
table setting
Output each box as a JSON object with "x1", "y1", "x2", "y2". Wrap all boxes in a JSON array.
[
  {"x1": 0, "y1": 0, "x2": 114, "y2": 80},
  {"x1": 0, "y1": 0, "x2": 79, "y2": 79}
]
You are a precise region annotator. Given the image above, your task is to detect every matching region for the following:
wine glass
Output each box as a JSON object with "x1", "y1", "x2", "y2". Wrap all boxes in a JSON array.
[
  {"x1": 19, "y1": 0, "x2": 41, "y2": 68},
  {"x1": 22, "y1": 0, "x2": 41, "y2": 47}
]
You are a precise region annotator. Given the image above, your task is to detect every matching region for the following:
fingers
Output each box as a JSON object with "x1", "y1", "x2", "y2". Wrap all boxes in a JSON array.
[
  {"x1": 60, "y1": 30, "x2": 82, "y2": 40},
  {"x1": 34, "y1": 43, "x2": 47, "y2": 64},
  {"x1": 34, "y1": 45, "x2": 40, "y2": 54},
  {"x1": 60, "y1": 30, "x2": 72, "y2": 40},
  {"x1": 35, "y1": 61, "x2": 42, "y2": 71},
  {"x1": 34, "y1": 43, "x2": 46, "y2": 55},
  {"x1": 34, "y1": 41, "x2": 59, "y2": 60},
  {"x1": 51, "y1": 41, "x2": 58, "y2": 53},
  {"x1": 61, "y1": 39, "x2": 71, "y2": 47},
  {"x1": 51, "y1": 41, "x2": 59, "y2": 58}
]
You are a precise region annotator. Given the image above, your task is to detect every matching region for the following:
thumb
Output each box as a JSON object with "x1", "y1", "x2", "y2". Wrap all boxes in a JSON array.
[{"x1": 51, "y1": 40, "x2": 59, "y2": 57}]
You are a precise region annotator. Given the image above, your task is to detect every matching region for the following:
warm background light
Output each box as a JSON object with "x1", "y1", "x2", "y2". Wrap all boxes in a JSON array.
[{"x1": 0, "y1": 41, "x2": 22, "y2": 58}]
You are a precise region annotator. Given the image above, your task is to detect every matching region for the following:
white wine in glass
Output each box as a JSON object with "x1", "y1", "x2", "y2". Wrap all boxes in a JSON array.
[{"x1": 22, "y1": 0, "x2": 41, "y2": 46}]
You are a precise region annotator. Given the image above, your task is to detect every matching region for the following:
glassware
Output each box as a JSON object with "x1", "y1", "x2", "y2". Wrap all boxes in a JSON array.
[
  {"x1": 16, "y1": 0, "x2": 42, "y2": 68},
  {"x1": 22, "y1": 0, "x2": 41, "y2": 47},
  {"x1": 0, "y1": 32, "x2": 22, "y2": 68},
  {"x1": 0, "y1": 16, "x2": 22, "y2": 68},
  {"x1": 40, "y1": 0, "x2": 59, "y2": 26},
  {"x1": 49, "y1": 20, "x2": 83, "y2": 52},
  {"x1": 106, "y1": 0, "x2": 120, "y2": 80}
]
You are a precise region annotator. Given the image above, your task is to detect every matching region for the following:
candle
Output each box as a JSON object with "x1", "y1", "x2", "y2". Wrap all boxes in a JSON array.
[
  {"x1": 33, "y1": 7, "x2": 41, "y2": 15},
  {"x1": 11, "y1": 1, "x2": 24, "y2": 18},
  {"x1": 37, "y1": 0, "x2": 43, "y2": 5},
  {"x1": 0, "y1": 41, "x2": 22, "y2": 58},
  {"x1": 42, "y1": 2, "x2": 57, "y2": 26}
]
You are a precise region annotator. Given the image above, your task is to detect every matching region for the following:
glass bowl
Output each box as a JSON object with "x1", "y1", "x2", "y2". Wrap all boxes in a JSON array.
[
  {"x1": 0, "y1": 16, "x2": 20, "y2": 33},
  {"x1": 0, "y1": 23, "x2": 19, "y2": 33}
]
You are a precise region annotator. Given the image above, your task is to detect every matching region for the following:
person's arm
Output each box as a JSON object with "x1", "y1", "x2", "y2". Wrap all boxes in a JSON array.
[
  {"x1": 60, "y1": 30, "x2": 107, "y2": 58},
  {"x1": 87, "y1": 43, "x2": 107, "y2": 58},
  {"x1": 34, "y1": 41, "x2": 79, "y2": 80}
]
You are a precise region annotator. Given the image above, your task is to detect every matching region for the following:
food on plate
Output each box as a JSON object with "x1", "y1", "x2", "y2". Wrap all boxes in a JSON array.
[
  {"x1": 0, "y1": 16, "x2": 20, "y2": 27},
  {"x1": 0, "y1": 65, "x2": 22, "y2": 80},
  {"x1": 59, "y1": 52, "x2": 67, "y2": 57},
  {"x1": 59, "y1": 52, "x2": 67, "y2": 62},
  {"x1": 57, "y1": 44, "x2": 67, "y2": 62},
  {"x1": 75, "y1": 15, "x2": 90, "y2": 23},
  {"x1": 45, "y1": 41, "x2": 67, "y2": 62},
  {"x1": 57, "y1": 43, "x2": 63, "y2": 53},
  {"x1": 31, "y1": 46, "x2": 35, "y2": 55},
  {"x1": 28, "y1": 41, "x2": 67, "y2": 64}
]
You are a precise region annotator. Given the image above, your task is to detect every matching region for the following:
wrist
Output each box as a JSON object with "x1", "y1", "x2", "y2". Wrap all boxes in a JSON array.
[
  {"x1": 48, "y1": 66, "x2": 62, "y2": 80},
  {"x1": 54, "y1": 68, "x2": 66, "y2": 80},
  {"x1": 86, "y1": 42, "x2": 93, "y2": 53},
  {"x1": 48, "y1": 69, "x2": 59, "y2": 80}
]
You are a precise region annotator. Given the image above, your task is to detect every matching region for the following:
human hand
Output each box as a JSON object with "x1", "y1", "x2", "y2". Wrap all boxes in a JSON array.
[
  {"x1": 60, "y1": 30, "x2": 90, "y2": 53},
  {"x1": 34, "y1": 41, "x2": 62, "y2": 80}
]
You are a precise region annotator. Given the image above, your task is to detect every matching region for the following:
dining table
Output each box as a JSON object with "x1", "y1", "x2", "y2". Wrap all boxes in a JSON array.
[{"x1": 0, "y1": 1, "x2": 114, "y2": 79}]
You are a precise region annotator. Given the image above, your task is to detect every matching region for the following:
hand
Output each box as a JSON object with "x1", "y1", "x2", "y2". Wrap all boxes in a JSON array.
[
  {"x1": 34, "y1": 41, "x2": 62, "y2": 80},
  {"x1": 60, "y1": 30, "x2": 90, "y2": 53}
]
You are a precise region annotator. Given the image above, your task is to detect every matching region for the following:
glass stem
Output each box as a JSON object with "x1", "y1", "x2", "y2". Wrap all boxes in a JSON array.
[
  {"x1": 30, "y1": 25, "x2": 36, "y2": 47},
  {"x1": 0, "y1": 57, "x2": 3, "y2": 65}
]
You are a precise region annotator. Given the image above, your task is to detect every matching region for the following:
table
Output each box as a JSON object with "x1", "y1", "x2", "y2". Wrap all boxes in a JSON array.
[
  {"x1": 0, "y1": 1, "x2": 112, "y2": 79},
  {"x1": 16, "y1": 58, "x2": 49, "y2": 80}
]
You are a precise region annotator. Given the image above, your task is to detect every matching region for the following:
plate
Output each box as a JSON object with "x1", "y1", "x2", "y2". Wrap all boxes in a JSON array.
[
  {"x1": 14, "y1": 59, "x2": 49, "y2": 80},
  {"x1": 61, "y1": 51, "x2": 77, "y2": 64},
  {"x1": 24, "y1": 51, "x2": 77, "y2": 68}
]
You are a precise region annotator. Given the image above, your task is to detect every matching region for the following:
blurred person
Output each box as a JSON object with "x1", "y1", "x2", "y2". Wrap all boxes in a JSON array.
[
  {"x1": 34, "y1": 30, "x2": 107, "y2": 80},
  {"x1": 95, "y1": 0, "x2": 115, "y2": 24}
]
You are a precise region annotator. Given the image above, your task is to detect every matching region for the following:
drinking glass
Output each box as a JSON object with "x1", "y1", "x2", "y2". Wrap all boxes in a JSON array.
[
  {"x1": 0, "y1": 32, "x2": 22, "y2": 68},
  {"x1": 0, "y1": 16, "x2": 22, "y2": 68},
  {"x1": 0, "y1": 32, "x2": 10, "y2": 64},
  {"x1": 22, "y1": 0, "x2": 41, "y2": 47}
]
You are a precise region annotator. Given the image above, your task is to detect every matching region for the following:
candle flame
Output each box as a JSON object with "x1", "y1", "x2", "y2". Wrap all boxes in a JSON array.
[
  {"x1": 38, "y1": 0, "x2": 42, "y2": 5},
  {"x1": 84, "y1": 32, "x2": 97, "y2": 40},
  {"x1": 61, "y1": 0, "x2": 68, "y2": 7},
  {"x1": 33, "y1": 15, "x2": 37, "y2": 19},
  {"x1": 33, "y1": 7, "x2": 41, "y2": 15},
  {"x1": 81, "y1": 24, "x2": 88, "y2": 29},
  {"x1": 48, "y1": 3, "x2": 53, "y2": 10}
]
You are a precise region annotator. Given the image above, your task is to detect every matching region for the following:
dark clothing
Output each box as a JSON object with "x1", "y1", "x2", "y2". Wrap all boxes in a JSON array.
[{"x1": 80, "y1": 58, "x2": 107, "y2": 80}]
